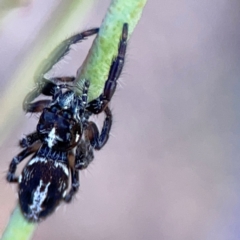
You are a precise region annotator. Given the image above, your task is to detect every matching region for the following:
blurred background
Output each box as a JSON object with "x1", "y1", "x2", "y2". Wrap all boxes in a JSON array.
[{"x1": 0, "y1": 0, "x2": 240, "y2": 239}]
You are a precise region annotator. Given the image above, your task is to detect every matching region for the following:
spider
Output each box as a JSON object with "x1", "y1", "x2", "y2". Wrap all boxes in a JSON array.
[{"x1": 6, "y1": 23, "x2": 128, "y2": 222}]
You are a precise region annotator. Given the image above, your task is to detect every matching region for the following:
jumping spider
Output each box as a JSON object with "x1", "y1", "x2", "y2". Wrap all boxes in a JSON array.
[{"x1": 6, "y1": 23, "x2": 128, "y2": 222}]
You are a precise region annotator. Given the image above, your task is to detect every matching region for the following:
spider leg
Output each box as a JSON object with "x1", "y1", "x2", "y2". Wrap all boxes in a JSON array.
[
  {"x1": 64, "y1": 168, "x2": 79, "y2": 203},
  {"x1": 86, "y1": 106, "x2": 112, "y2": 150},
  {"x1": 24, "y1": 28, "x2": 99, "y2": 111},
  {"x1": 38, "y1": 28, "x2": 99, "y2": 78},
  {"x1": 63, "y1": 151, "x2": 80, "y2": 202},
  {"x1": 19, "y1": 131, "x2": 40, "y2": 148},
  {"x1": 72, "y1": 107, "x2": 112, "y2": 173},
  {"x1": 75, "y1": 138, "x2": 94, "y2": 170},
  {"x1": 64, "y1": 79, "x2": 90, "y2": 121},
  {"x1": 64, "y1": 117, "x2": 103, "y2": 202},
  {"x1": 63, "y1": 136, "x2": 94, "y2": 202},
  {"x1": 6, "y1": 142, "x2": 41, "y2": 182},
  {"x1": 78, "y1": 79, "x2": 89, "y2": 117},
  {"x1": 87, "y1": 23, "x2": 128, "y2": 114}
]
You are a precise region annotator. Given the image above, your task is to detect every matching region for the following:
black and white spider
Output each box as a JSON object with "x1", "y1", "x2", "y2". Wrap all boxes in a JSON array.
[{"x1": 6, "y1": 23, "x2": 128, "y2": 222}]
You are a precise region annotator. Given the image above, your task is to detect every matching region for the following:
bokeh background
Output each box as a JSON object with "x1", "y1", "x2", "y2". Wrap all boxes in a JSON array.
[{"x1": 0, "y1": 0, "x2": 240, "y2": 239}]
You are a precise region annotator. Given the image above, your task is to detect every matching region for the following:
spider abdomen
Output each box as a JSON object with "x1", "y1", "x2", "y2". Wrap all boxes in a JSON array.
[{"x1": 18, "y1": 153, "x2": 69, "y2": 222}]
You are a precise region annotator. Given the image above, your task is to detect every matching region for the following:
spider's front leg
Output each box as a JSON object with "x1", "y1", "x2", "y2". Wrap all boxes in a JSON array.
[
  {"x1": 6, "y1": 142, "x2": 41, "y2": 182},
  {"x1": 87, "y1": 23, "x2": 128, "y2": 114},
  {"x1": 23, "y1": 28, "x2": 99, "y2": 113}
]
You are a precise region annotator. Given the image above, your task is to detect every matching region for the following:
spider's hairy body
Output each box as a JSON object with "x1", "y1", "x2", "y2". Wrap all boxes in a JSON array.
[{"x1": 6, "y1": 23, "x2": 128, "y2": 222}]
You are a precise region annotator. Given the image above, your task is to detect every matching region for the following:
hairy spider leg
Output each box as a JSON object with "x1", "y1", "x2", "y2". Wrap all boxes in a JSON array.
[
  {"x1": 63, "y1": 106, "x2": 112, "y2": 202},
  {"x1": 63, "y1": 141, "x2": 93, "y2": 202},
  {"x1": 42, "y1": 28, "x2": 99, "y2": 76},
  {"x1": 63, "y1": 148, "x2": 83, "y2": 203},
  {"x1": 64, "y1": 168, "x2": 80, "y2": 203},
  {"x1": 19, "y1": 131, "x2": 40, "y2": 148},
  {"x1": 23, "y1": 28, "x2": 99, "y2": 111},
  {"x1": 91, "y1": 106, "x2": 113, "y2": 150},
  {"x1": 75, "y1": 140, "x2": 94, "y2": 170},
  {"x1": 6, "y1": 142, "x2": 41, "y2": 182},
  {"x1": 81, "y1": 80, "x2": 89, "y2": 107},
  {"x1": 87, "y1": 23, "x2": 128, "y2": 114},
  {"x1": 63, "y1": 137, "x2": 94, "y2": 202},
  {"x1": 77, "y1": 79, "x2": 89, "y2": 117},
  {"x1": 75, "y1": 106, "x2": 112, "y2": 169}
]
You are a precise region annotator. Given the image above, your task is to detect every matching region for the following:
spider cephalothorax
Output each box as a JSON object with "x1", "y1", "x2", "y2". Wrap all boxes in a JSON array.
[
  {"x1": 7, "y1": 23, "x2": 128, "y2": 222},
  {"x1": 37, "y1": 87, "x2": 84, "y2": 150}
]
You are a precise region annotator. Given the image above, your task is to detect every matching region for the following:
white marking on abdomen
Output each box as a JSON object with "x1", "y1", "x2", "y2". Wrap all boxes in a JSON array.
[
  {"x1": 54, "y1": 162, "x2": 69, "y2": 176},
  {"x1": 28, "y1": 156, "x2": 47, "y2": 166},
  {"x1": 28, "y1": 180, "x2": 51, "y2": 220}
]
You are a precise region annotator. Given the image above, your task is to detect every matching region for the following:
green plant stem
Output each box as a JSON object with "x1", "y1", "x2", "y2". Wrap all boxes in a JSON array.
[
  {"x1": 76, "y1": 0, "x2": 148, "y2": 101},
  {"x1": 1, "y1": 205, "x2": 36, "y2": 240}
]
